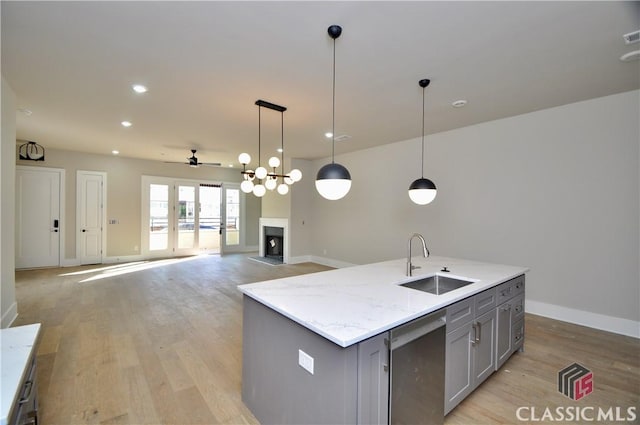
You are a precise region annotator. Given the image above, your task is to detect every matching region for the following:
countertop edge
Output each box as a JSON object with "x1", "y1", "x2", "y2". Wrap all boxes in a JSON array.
[
  {"x1": 1, "y1": 323, "x2": 42, "y2": 425},
  {"x1": 241, "y1": 269, "x2": 528, "y2": 347},
  {"x1": 238, "y1": 257, "x2": 530, "y2": 348}
]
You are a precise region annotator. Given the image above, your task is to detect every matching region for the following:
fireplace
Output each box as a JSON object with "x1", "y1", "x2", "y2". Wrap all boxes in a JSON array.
[
  {"x1": 258, "y1": 218, "x2": 289, "y2": 264},
  {"x1": 264, "y1": 226, "x2": 284, "y2": 263}
]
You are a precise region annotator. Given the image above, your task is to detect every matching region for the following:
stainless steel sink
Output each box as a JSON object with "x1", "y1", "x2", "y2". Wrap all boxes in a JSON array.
[{"x1": 400, "y1": 274, "x2": 475, "y2": 295}]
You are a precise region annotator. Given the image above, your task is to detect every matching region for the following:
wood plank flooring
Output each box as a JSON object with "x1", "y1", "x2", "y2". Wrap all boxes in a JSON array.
[{"x1": 13, "y1": 254, "x2": 639, "y2": 424}]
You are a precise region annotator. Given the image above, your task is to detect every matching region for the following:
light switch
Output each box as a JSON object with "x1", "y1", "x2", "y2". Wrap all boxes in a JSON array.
[{"x1": 298, "y1": 349, "x2": 314, "y2": 375}]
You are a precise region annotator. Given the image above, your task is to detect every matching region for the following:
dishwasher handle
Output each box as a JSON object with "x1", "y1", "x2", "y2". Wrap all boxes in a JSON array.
[{"x1": 389, "y1": 310, "x2": 446, "y2": 350}]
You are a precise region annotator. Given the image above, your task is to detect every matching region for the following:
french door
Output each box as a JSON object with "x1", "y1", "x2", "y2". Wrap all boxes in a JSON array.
[{"x1": 143, "y1": 177, "x2": 242, "y2": 256}]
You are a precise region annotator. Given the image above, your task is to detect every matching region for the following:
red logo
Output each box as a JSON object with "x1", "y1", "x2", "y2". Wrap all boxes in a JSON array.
[{"x1": 558, "y1": 363, "x2": 593, "y2": 400}]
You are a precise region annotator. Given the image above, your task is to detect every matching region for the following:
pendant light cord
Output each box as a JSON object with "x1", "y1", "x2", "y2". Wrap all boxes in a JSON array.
[
  {"x1": 421, "y1": 85, "x2": 425, "y2": 178},
  {"x1": 258, "y1": 105, "x2": 261, "y2": 169},
  {"x1": 281, "y1": 111, "x2": 285, "y2": 175},
  {"x1": 331, "y1": 36, "x2": 336, "y2": 164}
]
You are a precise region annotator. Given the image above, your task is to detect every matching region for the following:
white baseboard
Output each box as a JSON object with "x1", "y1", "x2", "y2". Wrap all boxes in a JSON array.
[
  {"x1": 1, "y1": 301, "x2": 17, "y2": 328},
  {"x1": 291, "y1": 255, "x2": 356, "y2": 269},
  {"x1": 526, "y1": 300, "x2": 640, "y2": 339},
  {"x1": 103, "y1": 254, "x2": 146, "y2": 264},
  {"x1": 61, "y1": 258, "x2": 81, "y2": 267}
]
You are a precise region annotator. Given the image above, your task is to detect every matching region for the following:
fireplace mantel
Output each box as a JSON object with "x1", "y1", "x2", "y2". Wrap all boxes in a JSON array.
[{"x1": 259, "y1": 218, "x2": 289, "y2": 264}]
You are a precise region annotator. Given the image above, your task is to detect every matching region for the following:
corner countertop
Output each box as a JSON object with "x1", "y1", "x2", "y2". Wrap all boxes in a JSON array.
[
  {"x1": 1, "y1": 323, "x2": 41, "y2": 425},
  {"x1": 238, "y1": 256, "x2": 528, "y2": 348}
]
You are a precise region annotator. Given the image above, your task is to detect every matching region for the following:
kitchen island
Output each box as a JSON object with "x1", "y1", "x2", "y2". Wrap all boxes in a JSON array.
[{"x1": 239, "y1": 256, "x2": 528, "y2": 424}]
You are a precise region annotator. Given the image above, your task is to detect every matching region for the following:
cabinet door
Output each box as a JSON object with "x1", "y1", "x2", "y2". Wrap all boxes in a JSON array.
[
  {"x1": 445, "y1": 322, "x2": 473, "y2": 415},
  {"x1": 472, "y1": 310, "x2": 496, "y2": 387},
  {"x1": 495, "y1": 302, "x2": 512, "y2": 370},
  {"x1": 357, "y1": 332, "x2": 389, "y2": 425}
]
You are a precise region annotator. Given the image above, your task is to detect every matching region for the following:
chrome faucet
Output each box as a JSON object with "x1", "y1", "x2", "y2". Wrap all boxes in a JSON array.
[{"x1": 407, "y1": 233, "x2": 430, "y2": 276}]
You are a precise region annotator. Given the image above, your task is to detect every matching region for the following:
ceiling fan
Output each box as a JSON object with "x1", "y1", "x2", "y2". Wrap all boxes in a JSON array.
[{"x1": 165, "y1": 149, "x2": 221, "y2": 168}]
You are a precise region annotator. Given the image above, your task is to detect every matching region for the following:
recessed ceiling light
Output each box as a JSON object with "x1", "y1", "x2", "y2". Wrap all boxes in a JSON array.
[
  {"x1": 452, "y1": 100, "x2": 467, "y2": 108},
  {"x1": 228, "y1": 164, "x2": 234, "y2": 168},
  {"x1": 132, "y1": 84, "x2": 148, "y2": 93},
  {"x1": 325, "y1": 132, "x2": 333, "y2": 138},
  {"x1": 121, "y1": 121, "x2": 132, "y2": 127},
  {"x1": 620, "y1": 50, "x2": 640, "y2": 62},
  {"x1": 112, "y1": 150, "x2": 120, "y2": 155},
  {"x1": 277, "y1": 148, "x2": 284, "y2": 153},
  {"x1": 334, "y1": 134, "x2": 351, "y2": 142},
  {"x1": 18, "y1": 108, "x2": 32, "y2": 116}
]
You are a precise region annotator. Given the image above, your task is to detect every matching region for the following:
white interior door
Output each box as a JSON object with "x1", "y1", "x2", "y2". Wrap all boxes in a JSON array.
[
  {"x1": 77, "y1": 171, "x2": 105, "y2": 264},
  {"x1": 16, "y1": 167, "x2": 62, "y2": 268}
]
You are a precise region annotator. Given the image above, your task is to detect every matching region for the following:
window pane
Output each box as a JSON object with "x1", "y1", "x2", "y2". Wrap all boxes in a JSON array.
[
  {"x1": 149, "y1": 184, "x2": 168, "y2": 250},
  {"x1": 178, "y1": 185, "x2": 195, "y2": 249},
  {"x1": 199, "y1": 185, "x2": 221, "y2": 251},
  {"x1": 225, "y1": 188, "x2": 240, "y2": 246}
]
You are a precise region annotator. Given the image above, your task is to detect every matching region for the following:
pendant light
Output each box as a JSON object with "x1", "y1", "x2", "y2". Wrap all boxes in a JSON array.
[
  {"x1": 408, "y1": 79, "x2": 437, "y2": 205},
  {"x1": 315, "y1": 25, "x2": 351, "y2": 201},
  {"x1": 239, "y1": 100, "x2": 301, "y2": 197}
]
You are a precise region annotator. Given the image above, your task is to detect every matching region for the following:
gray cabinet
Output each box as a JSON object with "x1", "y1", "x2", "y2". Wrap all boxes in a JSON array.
[
  {"x1": 495, "y1": 276, "x2": 525, "y2": 370},
  {"x1": 357, "y1": 332, "x2": 389, "y2": 425},
  {"x1": 444, "y1": 288, "x2": 496, "y2": 414},
  {"x1": 444, "y1": 321, "x2": 473, "y2": 411},
  {"x1": 472, "y1": 309, "x2": 496, "y2": 385},
  {"x1": 8, "y1": 355, "x2": 38, "y2": 425}
]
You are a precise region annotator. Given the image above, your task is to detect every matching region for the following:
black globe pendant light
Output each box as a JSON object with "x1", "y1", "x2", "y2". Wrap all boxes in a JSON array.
[
  {"x1": 315, "y1": 25, "x2": 352, "y2": 201},
  {"x1": 408, "y1": 79, "x2": 437, "y2": 205}
]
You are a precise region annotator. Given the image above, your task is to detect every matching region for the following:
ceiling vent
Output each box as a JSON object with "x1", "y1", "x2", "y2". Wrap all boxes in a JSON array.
[{"x1": 623, "y1": 30, "x2": 640, "y2": 45}]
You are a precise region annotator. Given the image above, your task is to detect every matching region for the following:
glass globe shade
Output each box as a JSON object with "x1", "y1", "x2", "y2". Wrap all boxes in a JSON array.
[
  {"x1": 253, "y1": 184, "x2": 266, "y2": 197},
  {"x1": 408, "y1": 189, "x2": 437, "y2": 205},
  {"x1": 238, "y1": 153, "x2": 251, "y2": 165},
  {"x1": 265, "y1": 178, "x2": 277, "y2": 191},
  {"x1": 315, "y1": 179, "x2": 352, "y2": 200},
  {"x1": 408, "y1": 177, "x2": 437, "y2": 205},
  {"x1": 255, "y1": 167, "x2": 268, "y2": 180},
  {"x1": 284, "y1": 176, "x2": 294, "y2": 185},
  {"x1": 268, "y1": 156, "x2": 280, "y2": 168},
  {"x1": 277, "y1": 183, "x2": 289, "y2": 195},
  {"x1": 289, "y1": 169, "x2": 302, "y2": 182},
  {"x1": 315, "y1": 162, "x2": 352, "y2": 200},
  {"x1": 240, "y1": 180, "x2": 254, "y2": 193},
  {"x1": 246, "y1": 170, "x2": 255, "y2": 181}
]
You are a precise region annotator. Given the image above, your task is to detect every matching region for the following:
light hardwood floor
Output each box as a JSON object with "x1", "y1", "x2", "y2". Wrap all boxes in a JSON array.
[{"x1": 13, "y1": 254, "x2": 639, "y2": 424}]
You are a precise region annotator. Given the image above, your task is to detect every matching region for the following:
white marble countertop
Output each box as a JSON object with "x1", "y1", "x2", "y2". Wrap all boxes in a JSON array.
[
  {"x1": 1, "y1": 323, "x2": 41, "y2": 425},
  {"x1": 239, "y1": 256, "x2": 528, "y2": 347}
]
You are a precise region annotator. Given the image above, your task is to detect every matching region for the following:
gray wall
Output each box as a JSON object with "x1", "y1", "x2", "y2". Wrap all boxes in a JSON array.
[
  {"x1": 306, "y1": 90, "x2": 639, "y2": 324},
  {"x1": 1, "y1": 77, "x2": 17, "y2": 327}
]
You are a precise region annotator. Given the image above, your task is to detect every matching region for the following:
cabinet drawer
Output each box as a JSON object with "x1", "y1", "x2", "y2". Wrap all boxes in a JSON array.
[
  {"x1": 512, "y1": 276, "x2": 525, "y2": 296},
  {"x1": 446, "y1": 297, "x2": 473, "y2": 332},
  {"x1": 513, "y1": 318, "x2": 524, "y2": 351},
  {"x1": 496, "y1": 275, "x2": 525, "y2": 305},
  {"x1": 474, "y1": 288, "x2": 496, "y2": 317},
  {"x1": 495, "y1": 282, "x2": 513, "y2": 305},
  {"x1": 512, "y1": 294, "x2": 525, "y2": 321}
]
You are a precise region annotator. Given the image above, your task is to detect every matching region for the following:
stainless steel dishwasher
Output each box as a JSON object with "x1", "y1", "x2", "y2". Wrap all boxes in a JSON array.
[{"x1": 389, "y1": 309, "x2": 446, "y2": 425}]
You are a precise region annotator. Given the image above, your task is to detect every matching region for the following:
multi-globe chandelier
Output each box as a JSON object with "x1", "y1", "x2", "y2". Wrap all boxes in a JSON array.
[{"x1": 239, "y1": 100, "x2": 302, "y2": 197}]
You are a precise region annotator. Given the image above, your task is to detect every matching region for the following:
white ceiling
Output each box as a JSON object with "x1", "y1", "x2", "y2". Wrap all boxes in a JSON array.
[{"x1": 2, "y1": 1, "x2": 639, "y2": 167}]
